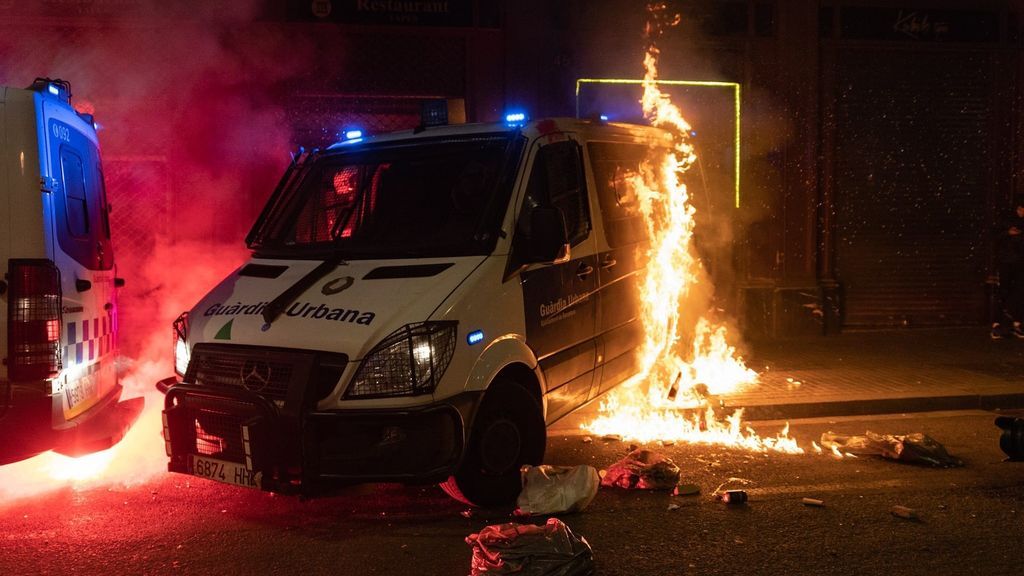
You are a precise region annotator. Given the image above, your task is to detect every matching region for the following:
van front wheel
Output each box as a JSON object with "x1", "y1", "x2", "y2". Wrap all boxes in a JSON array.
[{"x1": 440, "y1": 378, "x2": 545, "y2": 507}]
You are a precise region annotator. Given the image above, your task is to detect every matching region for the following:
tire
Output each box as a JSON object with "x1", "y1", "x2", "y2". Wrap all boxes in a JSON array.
[{"x1": 440, "y1": 378, "x2": 545, "y2": 507}]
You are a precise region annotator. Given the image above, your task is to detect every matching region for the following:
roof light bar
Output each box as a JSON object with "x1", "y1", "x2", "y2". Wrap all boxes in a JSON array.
[{"x1": 505, "y1": 112, "x2": 527, "y2": 127}]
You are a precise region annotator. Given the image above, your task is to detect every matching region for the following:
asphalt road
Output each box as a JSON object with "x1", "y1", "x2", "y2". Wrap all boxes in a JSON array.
[{"x1": 2, "y1": 410, "x2": 1023, "y2": 576}]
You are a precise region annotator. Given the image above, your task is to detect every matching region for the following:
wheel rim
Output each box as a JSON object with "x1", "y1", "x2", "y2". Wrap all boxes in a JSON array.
[{"x1": 479, "y1": 417, "x2": 522, "y2": 475}]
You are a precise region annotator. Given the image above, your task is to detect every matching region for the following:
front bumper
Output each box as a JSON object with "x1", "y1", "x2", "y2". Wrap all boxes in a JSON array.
[{"x1": 160, "y1": 377, "x2": 480, "y2": 495}]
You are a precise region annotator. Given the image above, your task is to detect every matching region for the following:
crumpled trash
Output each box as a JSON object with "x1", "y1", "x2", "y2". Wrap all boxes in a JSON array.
[
  {"x1": 601, "y1": 449, "x2": 681, "y2": 490},
  {"x1": 466, "y1": 518, "x2": 595, "y2": 576},
  {"x1": 820, "y1": 431, "x2": 963, "y2": 467},
  {"x1": 516, "y1": 465, "x2": 600, "y2": 516}
]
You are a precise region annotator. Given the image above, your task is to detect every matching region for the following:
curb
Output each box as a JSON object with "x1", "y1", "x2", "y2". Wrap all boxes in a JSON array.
[{"x1": 733, "y1": 393, "x2": 1024, "y2": 421}]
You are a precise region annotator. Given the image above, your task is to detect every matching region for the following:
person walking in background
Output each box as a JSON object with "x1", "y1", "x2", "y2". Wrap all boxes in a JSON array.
[{"x1": 993, "y1": 198, "x2": 1024, "y2": 339}]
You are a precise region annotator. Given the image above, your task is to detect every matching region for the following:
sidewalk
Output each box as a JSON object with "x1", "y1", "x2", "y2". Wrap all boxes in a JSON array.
[
  {"x1": 552, "y1": 327, "x2": 1024, "y2": 432},
  {"x1": 729, "y1": 326, "x2": 1024, "y2": 420}
]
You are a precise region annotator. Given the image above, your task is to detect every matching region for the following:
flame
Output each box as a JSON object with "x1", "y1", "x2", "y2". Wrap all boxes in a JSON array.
[
  {"x1": 582, "y1": 4, "x2": 801, "y2": 454},
  {"x1": 0, "y1": 360, "x2": 168, "y2": 502}
]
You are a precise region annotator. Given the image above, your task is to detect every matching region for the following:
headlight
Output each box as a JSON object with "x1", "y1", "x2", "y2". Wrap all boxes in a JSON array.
[
  {"x1": 173, "y1": 312, "x2": 190, "y2": 377},
  {"x1": 345, "y1": 321, "x2": 458, "y2": 398}
]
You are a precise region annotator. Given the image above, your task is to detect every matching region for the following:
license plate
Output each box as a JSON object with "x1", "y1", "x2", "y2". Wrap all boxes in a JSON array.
[
  {"x1": 65, "y1": 372, "x2": 98, "y2": 412},
  {"x1": 188, "y1": 455, "x2": 261, "y2": 489}
]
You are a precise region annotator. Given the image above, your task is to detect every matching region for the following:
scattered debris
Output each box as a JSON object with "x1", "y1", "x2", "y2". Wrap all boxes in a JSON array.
[
  {"x1": 461, "y1": 510, "x2": 474, "y2": 519},
  {"x1": 891, "y1": 505, "x2": 918, "y2": 520},
  {"x1": 995, "y1": 417, "x2": 1024, "y2": 460},
  {"x1": 581, "y1": 436, "x2": 593, "y2": 444},
  {"x1": 820, "y1": 431, "x2": 963, "y2": 467},
  {"x1": 601, "y1": 434, "x2": 623, "y2": 443},
  {"x1": 516, "y1": 465, "x2": 600, "y2": 517},
  {"x1": 601, "y1": 449, "x2": 681, "y2": 490},
  {"x1": 715, "y1": 490, "x2": 747, "y2": 505},
  {"x1": 712, "y1": 477, "x2": 753, "y2": 495},
  {"x1": 802, "y1": 498, "x2": 825, "y2": 507},
  {"x1": 673, "y1": 483, "x2": 700, "y2": 496},
  {"x1": 667, "y1": 503, "x2": 680, "y2": 511},
  {"x1": 466, "y1": 518, "x2": 595, "y2": 576}
]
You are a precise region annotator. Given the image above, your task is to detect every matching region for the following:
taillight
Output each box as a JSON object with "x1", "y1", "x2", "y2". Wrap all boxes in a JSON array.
[
  {"x1": 173, "y1": 312, "x2": 190, "y2": 377},
  {"x1": 7, "y1": 259, "x2": 62, "y2": 381}
]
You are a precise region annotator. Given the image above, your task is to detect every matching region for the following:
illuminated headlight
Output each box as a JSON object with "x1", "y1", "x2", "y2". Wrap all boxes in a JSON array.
[
  {"x1": 346, "y1": 321, "x2": 458, "y2": 399},
  {"x1": 173, "y1": 312, "x2": 190, "y2": 377}
]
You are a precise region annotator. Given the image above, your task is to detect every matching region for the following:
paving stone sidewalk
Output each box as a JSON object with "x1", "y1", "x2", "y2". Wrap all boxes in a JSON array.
[
  {"x1": 731, "y1": 327, "x2": 1024, "y2": 419},
  {"x1": 552, "y1": 327, "x2": 1024, "y2": 432}
]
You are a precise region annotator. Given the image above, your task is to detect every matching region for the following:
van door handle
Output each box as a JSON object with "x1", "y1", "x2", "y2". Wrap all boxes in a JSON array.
[
  {"x1": 75, "y1": 279, "x2": 92, "y2": 292},
  {"x1": 576, "y1": 263, "x2": 594, "y2": 279},
  {"x1": 600, "y1": 257, "x2": 617, "y2": 269}
]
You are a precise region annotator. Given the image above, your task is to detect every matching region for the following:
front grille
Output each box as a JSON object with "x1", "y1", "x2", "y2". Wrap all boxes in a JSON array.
[
  {"x1": 178, "y1": 396, "x2": 259, "y2": 463},
  {"x1": 185, "y1": 345, "x2": 301, "y2": 403},
  {"x1": 193, "y1": 409, "x2": 247, "y2": 461}
]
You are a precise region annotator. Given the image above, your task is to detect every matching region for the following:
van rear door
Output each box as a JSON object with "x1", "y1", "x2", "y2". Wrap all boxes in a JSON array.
[{"x1": 40, "y1": 97, "x2": 118, "y2": 422}]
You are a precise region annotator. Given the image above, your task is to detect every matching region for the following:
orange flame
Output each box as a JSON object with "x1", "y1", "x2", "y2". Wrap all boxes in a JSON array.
[{"x1": 583, "y1": 5, "x2": 801, "y2": 454}]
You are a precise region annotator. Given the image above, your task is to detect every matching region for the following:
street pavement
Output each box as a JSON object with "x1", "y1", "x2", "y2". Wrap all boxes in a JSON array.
[{"x1": 1, "y1": 327, "x2": 1023, "y2": 575}]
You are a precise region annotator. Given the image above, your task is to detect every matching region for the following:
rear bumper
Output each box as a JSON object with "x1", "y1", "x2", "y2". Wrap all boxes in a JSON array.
[
  {"x1": 0, "y1": 382, "x2": 143, "y2": 465},
  {"x1": 160, "y1": 377, "x2": 480, "y2": 494}
]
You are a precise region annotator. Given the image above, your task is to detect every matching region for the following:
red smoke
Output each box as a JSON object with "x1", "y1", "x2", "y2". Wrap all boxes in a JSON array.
[{"x1": 0, "y1": 1, "x2": 314, "y2": 500}]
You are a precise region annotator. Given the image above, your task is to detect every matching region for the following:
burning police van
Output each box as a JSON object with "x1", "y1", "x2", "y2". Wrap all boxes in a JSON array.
[
  {"x1": 0, "y1": 79, "x2": 141, "y2": 465},
  {"x1": 158, "y1": 114, "x2": 670, "y2": 505}
]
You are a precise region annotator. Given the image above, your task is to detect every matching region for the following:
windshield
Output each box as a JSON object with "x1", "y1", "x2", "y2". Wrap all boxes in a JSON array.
[{"x1": 249, "y1": 134, "x2": 522, "y2": 259}]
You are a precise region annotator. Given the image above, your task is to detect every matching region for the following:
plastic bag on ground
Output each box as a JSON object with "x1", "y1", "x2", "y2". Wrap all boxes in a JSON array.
[
  {"x1": 516, "y1": 465, "x2": 600, "y2": 516},
  {"x1": 820, "y1": 431, "x2": 963, "y2": 467},
  {"x1": 466, "y1": 518, "x2": 595, "y2": 576},
  {"x1": 600, "y1": 449, "x2": 681, "y2": 490}
]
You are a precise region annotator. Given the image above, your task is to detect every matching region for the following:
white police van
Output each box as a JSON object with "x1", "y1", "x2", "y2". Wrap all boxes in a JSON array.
[
  {"x1": 0, "y1": 79, "x2": 140, "y2": 465},
  {"x1": 159, "y1": 113, "x2": 670, "y2": 505}
]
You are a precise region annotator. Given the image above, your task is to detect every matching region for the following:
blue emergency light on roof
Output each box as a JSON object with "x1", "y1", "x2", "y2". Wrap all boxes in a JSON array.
[
  {"x1": 600, "y1": 114, "x2": 609, "y2": 121},
  {"x1": 47, "y1": 84, "x2": 60, "y2": 96},
  {"x1": 505, "y1": 112, "x2": 527, "y2": 126},
  {"x1": 344, "y1": 129, "x2": 363, "y2": 140},
  {"x1": 467, "y1": 330, "x2": 484, "y2": 345}
]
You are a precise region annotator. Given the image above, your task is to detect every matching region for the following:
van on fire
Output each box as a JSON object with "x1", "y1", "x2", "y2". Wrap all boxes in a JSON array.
[
  {"x1": 158, "y1": 115, "x2": 671, "y2": 505},
  {"x1": 0, "y1": 79, "x2": 141, "y2": 465}
]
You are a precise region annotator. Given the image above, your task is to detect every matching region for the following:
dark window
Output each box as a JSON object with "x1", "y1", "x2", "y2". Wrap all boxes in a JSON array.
[
  {"x1": 700, "y1": 2, "x2": 748, "y2": 36},
  {"x1": 251, "y1": 134, "x2": 520, "y2": 259},
  {"x1": 522, "y1": 141, "x2": 590, "y2": 247},
  {"x1": 49, "y1": 119, "x2": 114, "y2": 271},
  {"x1": 819, "y1": 6, "x2": 835, "y2": 38},
  {"x1": 60, "y1": 149, "x2": 89, "y2": 238},
  {"x1": 754, "y1": 3, "x2": 774, "y2": 36},
  {"x1": 588, "y1": 142, "x2": 659, "y2": 248}
]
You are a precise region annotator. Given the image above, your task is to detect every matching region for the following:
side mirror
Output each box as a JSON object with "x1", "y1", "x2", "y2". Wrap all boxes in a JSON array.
[{"x1": 528, "y1": 207, "x2": 570, "y2": 264}]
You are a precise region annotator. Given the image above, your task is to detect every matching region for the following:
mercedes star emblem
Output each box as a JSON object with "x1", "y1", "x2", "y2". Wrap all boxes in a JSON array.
[{"x1": 239, "y1": 359, "x2": 272, "y2": 392}]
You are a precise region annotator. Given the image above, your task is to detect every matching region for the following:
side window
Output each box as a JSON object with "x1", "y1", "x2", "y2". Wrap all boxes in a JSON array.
[
  {"x1": 60, "y1": 148, "x2": 90, "y2": 238},
  {"x1": 588, "y1": 142, "x2": 656, "y2": 248},
  {"x1": 51, "y1": 119, "x2": 114, "y2": 271},
  {"x1": 522, "y1": 141, "x2": 590, "y2": 246}
]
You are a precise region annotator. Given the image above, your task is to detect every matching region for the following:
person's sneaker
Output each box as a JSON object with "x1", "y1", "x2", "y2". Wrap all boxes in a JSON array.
[
  {"x1": 992, "y1": 323, "x2": 1004, "y2": 340},
  {"x1": 1014, "y1": 323, "x2": 1024, "y2": 339}
]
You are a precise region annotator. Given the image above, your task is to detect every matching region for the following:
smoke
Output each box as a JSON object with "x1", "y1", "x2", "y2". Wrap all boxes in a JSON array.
[{"x1": 0, "y1": 0, "x2": 311, "y2": 501}]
